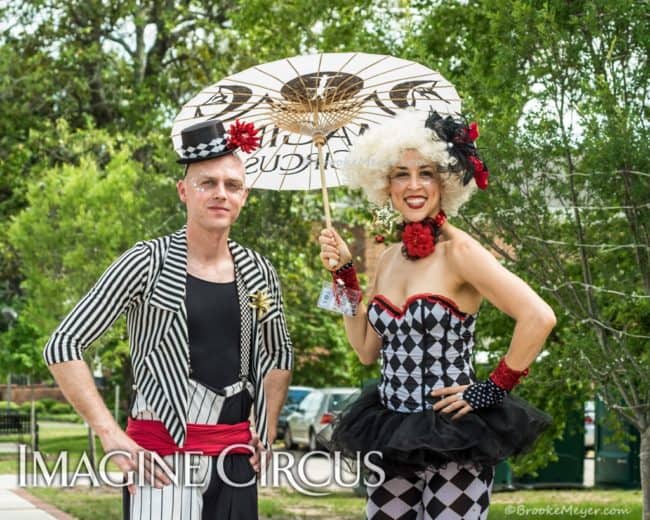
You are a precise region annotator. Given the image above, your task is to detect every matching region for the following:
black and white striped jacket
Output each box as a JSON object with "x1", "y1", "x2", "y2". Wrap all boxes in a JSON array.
[{"x1": 43, "y1": 227, "x2": 293, "y2": 449}]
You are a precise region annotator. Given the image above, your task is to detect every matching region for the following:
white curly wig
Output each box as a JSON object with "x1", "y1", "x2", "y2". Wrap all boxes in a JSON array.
[{"x1": 343, "y1": 110, "x2": 477, "y2": 216}]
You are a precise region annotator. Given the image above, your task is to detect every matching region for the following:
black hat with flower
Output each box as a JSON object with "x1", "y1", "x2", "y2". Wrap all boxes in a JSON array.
[
  {"x1": 176, "y1": 119, "x2": 260, "y2": 164},
  {"x1": 424, "y1": 110, "x2": 489, "y2": 190}
]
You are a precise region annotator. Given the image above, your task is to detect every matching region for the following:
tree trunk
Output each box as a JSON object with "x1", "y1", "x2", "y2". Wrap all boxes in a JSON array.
[{"x1": 641, "y1": 427, "x2": 650, "y2": 520}]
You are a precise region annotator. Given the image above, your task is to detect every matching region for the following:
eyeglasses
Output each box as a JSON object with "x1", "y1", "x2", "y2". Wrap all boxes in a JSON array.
[
  {"x1": 389, "y1": 170, "x2": 438, "y2": 186},
  {"x1": 190, "y1": 177, "x2": 246, "y2": 196}
]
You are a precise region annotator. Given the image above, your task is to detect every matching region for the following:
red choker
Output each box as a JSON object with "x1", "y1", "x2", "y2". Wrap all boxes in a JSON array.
[{"x1": 399, "y1": 211, "x2": 447, "y2": 260}]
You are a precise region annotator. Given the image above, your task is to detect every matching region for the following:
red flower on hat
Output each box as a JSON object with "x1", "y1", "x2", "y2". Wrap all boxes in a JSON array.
[
  {"x1": 468, "y1": 122, "x2": 479, "y2": 141},
  {"x1": 469, "y1": 156, "x2": 489, "y2": 190},
  {"x1": 402, "y1": 222, "x2": 435, "y2": 258},
  {"x1": 227, "y1": 119, "x2": 260, "y2": 153}
]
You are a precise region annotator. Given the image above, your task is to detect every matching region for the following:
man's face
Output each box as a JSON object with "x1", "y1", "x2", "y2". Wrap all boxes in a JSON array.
[{"x1": 177, "y1": 154, "x2": 249, "y2": 232}]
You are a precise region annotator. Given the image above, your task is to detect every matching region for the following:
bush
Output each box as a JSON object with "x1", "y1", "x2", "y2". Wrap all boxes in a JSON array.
[
  {"x1": 49, "y1": 402, "x2": 74, "y2": 414},
  {"x1": 19, "y1": 401, "x2": 46, "y2": 414},
  {"x1": 1, "y1": 401, "x2": 20, "y2": 410},
  {"x1": 39, "y1": 398, "x2": 61, "y2": 412},
  {"x1": 40, "y1": 413, "x2": 83, "y2": 423}
]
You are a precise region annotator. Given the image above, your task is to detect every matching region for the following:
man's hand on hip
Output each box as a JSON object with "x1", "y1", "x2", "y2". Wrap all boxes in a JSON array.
[{"x1": 99, "y1": 427, "x2": 173, "y2": 496}]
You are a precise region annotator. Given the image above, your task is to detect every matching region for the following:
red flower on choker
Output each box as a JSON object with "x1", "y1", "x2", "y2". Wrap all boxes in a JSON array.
[
  {"x1": 402, "y1": 222, "x2": 435, "y2": 258},
  {"x1": 227, "y1": 119, "x2": 260, "y2": 153},
  {"x1": 399, "y1": 211, "x2": 447, "y2": 260}
]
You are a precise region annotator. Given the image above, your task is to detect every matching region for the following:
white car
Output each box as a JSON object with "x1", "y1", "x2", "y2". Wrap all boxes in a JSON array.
[{"x1": 284, "y1": 387, "x2": 357, "y2": 451}]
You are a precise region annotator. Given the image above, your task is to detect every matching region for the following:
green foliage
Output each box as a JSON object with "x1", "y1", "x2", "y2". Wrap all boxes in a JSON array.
[
  {"x1": 407, "y1": 0, "x2": 649, "y2": 474},
  {"x1": 38, "y1": 398, "x2": 61, "y2": 412},
  {"x1": 0, "y1": 312, "x2": 44, "y2": 378},
  {"x1": 17, "y1": 401, "x2": 42, "y2": 414},
  {"x1": 48, "y1": 402, "x2": 75, "y2": 415},
  {"x1": 232, "y1": 189, "x2": 353, "y2": 386},
  {"x1": 6, "y1": 127, "x2": 177, "y2": 391},
  {"x1": 2, "y1": 400, "x2": 76, "y2": 415},
  {"x1": 39, "y1": 413, "x2": 84, "y2": 423}
]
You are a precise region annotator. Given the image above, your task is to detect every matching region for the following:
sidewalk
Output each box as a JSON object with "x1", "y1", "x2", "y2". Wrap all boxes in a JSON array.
[{"x1": 0, "y1": 474, "x2": 74, "y2": 520}]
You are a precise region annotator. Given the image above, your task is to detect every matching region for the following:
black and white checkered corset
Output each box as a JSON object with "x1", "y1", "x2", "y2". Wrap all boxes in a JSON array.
[{"x1": 368, "y1": 293, "x2": 479, "y2": 413}]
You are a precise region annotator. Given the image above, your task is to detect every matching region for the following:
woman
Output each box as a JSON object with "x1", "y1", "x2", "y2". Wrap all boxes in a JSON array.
[{"x1": 319, "y1": 110, "x2": 554, "y2": 519}]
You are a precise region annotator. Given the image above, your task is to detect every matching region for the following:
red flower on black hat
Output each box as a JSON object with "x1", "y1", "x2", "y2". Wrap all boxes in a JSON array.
[
  {"x1": 469, "y1": 156, "x2": 489, "y2": 190},
  {"x1": 468, "y1": 122, "x2": 479, "y2": 141},
  {"x1": 227, "y1": 119, "x2": 260, "y2": 153}
]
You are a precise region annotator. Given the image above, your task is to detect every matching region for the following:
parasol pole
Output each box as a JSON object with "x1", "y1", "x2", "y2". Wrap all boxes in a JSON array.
[
  {"x1": 311, "y1": 104, "x2": 333, "y2": 229},
  {"x1": 312, "y1": 105, "x2": 337, "y2": 267},
  {"x1": 312, "y1": 108, "x2": 337, "y2": 267},
  {"x1": 314, "y1": 133, "x2": 337, "y2": 268},
  {"x1": 313, "y1": 132, "x2": 332, "y2": 228}
]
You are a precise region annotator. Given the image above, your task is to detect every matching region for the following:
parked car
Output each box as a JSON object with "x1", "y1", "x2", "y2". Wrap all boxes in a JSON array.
[
  {"x1": 585, "y1": 400, "x2": 595, "y2": 449},
  {"x1": 284, "y1": 387, "x2": 357, "y2": 451},
  {"x1": 276, "y1": 386, "x2": 313, "y2": 443}
]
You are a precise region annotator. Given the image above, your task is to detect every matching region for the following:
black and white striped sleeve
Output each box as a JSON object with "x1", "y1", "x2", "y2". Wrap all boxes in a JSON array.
[
  {"x1": 43, "y1": 242, "x2": 151, "y2": 365},
  {"x1": 261, "y1": 262, "x2": 293, "y2": 371}
]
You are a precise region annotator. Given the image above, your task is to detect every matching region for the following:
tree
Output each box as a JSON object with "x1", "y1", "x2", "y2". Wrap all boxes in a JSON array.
[
  {"x1": 7, "y1": 125, "x2": 177, "y2": 400},
  {"x1": 413, "y1": 0, "x2": 649, "y2": 512},
  {"x1": 231, "y1": 189, "x2": 355, "y2": 386}
]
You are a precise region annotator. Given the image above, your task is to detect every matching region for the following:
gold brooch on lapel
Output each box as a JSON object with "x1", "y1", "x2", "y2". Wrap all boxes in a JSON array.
[{"x1": 249, "y1": 289, "x2": 272, "y2": 320}]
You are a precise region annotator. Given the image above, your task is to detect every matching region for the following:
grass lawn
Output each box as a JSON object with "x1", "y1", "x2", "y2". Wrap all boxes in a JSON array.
[
  {"x1": 28, "y1": 486, "x2": 122, "y2": 519},
  {"x1": 0, "y1": 421, "x2": 119, "y2": 474},
  {"x1": 26, "y1": 486, "x2": 642, "y2": 520}
]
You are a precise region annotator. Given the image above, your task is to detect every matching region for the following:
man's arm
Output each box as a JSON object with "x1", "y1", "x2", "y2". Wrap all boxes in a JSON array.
[
  {"x1": 49, "y1": 361, "x2": 170, "y2": 491},
  {"x1": 49, "y1": 361, "x2": 121, "y2": 440},
  {"x1": 260, "y1": 261, "x2": 293, "y2": 443},
  {"x1": 263, "y1": 369, "x2": 291, "y2": 444},
  {"x1": 43, "y1": 243, "x2": 170, "y2": 491}
]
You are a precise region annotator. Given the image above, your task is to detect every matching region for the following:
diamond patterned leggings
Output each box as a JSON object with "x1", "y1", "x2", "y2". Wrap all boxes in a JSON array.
[{"x1": 366, "y1": 462, "x2": 494, "y2": 519}]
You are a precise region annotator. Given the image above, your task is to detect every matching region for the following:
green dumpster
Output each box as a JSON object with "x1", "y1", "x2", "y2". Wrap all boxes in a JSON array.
[
  {"x1": 594, "y1": 398, "x2": 640, "y2": 488},
  {"x1": 514, "y1": 406, "x2": 584, "y2": 488},
  {"x1": 493, "y1": 460, "x2": 514, "y2": 491}
]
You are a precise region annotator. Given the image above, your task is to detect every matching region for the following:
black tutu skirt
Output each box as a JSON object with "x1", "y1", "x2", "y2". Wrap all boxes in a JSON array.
[{"x1": 327, "y1": 385, "x2": 552, "y2": 477}]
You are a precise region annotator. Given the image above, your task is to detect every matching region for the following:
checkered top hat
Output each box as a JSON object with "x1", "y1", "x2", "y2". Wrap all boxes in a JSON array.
[{"x1": 176, "y1": 120, "x2": 233, "y2": 164}]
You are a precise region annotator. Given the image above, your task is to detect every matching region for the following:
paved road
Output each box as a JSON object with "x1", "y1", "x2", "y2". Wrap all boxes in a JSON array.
[
  {"x1": 262, "y1": 449, "x2": 362, "y2": 494},
  {"x1": 0, "y1": 487, "x2": 59, "y2": 519}
]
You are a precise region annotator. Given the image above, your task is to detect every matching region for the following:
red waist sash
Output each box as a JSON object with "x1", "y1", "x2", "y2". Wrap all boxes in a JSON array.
[{"x1": 127, "y1": 418, "x2": 252, "y2": 456}]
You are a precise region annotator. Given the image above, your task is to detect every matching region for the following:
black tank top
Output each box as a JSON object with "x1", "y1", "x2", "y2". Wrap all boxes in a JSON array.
[
  {"x1": 186, "y1": 274, "x2": 251, "y2": 424},
  {"x1": 186, "y1": 274, "x2": 241, "y2": 389}
]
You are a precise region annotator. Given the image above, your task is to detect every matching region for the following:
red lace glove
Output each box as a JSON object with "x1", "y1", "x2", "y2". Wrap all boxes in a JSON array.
[
  {"x1": 489, "y1": 357, "x2": 529, "y2": 391},
  {"x1": 332, "y1": 261, "x2": 361, "y2": 292},
  {"x1": 330, "y1": 262, "x2": 362, "y2": 315}
]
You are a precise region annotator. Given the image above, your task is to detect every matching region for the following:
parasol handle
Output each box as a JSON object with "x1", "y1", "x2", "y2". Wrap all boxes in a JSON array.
[{"x1": 314, "y1": 135, "x2": 338, "y2": 268}]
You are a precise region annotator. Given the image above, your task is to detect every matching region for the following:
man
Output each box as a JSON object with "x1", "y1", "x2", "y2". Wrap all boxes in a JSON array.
[{"x1": 43, "y1": 119, "x2": 293, "y2": 519}]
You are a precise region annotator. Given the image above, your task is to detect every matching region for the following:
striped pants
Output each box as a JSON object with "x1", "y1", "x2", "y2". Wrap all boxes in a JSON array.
[
  {"x1": 366, "y1": 462, "x2": 494, "y2": 519},
  {"x1": 124, "y1": 379, "x2": 257, "y2": 519}
]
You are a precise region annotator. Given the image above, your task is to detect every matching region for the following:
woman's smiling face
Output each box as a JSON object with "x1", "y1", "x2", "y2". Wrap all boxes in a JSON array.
[{"x1": 389, "y1": 149, "x2": 442, "y2": 222}]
